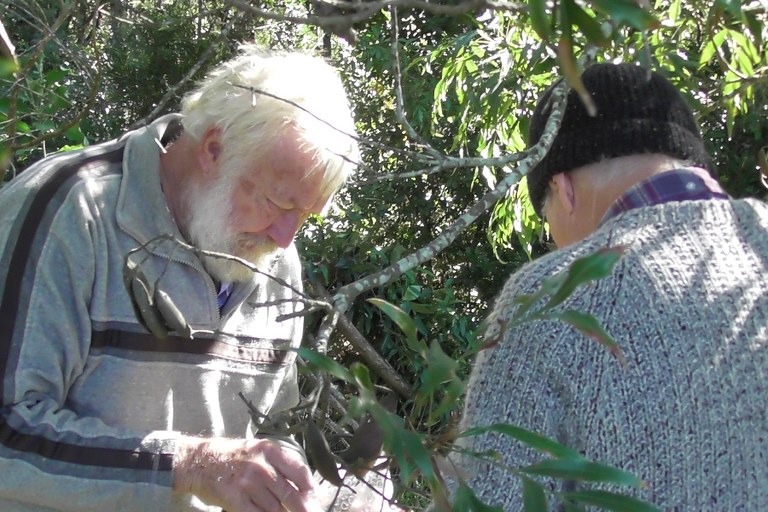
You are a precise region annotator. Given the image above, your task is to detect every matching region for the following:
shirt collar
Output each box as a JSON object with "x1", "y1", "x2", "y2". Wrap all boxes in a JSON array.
[{"x1": 600, "y1": 167, "x2": 729, "y2": 226}]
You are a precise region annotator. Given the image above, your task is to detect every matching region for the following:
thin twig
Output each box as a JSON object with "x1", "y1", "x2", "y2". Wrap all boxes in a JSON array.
[{"x1": 390, "y1": 6, "x2": 443, "y2": 159}]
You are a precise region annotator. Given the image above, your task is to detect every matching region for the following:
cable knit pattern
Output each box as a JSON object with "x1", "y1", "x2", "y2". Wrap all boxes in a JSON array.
[{"x1": 459, "y1": 198, "x2": 768, "y2": 510}]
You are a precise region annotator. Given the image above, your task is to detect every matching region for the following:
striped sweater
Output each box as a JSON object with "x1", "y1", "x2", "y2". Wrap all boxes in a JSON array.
[
  {"x1": 459, "y1": 198, "x2": 768, "y2": 510},
  {"x1": 0, "y1": 115, "x2": 304, "y2": 511}
]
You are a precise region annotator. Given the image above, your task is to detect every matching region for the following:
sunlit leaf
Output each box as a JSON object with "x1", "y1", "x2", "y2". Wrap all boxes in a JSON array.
[
  {"x1": 563, "y1": 490, "x2": 660, "y2": 511},
  {"x1": 699, "y1": 29, "x2": 728, "y2": 67},
  {"x1": 522, "y1": 458, "x2": 647, "y2": 488},
  {"x1": 545, "y1": 246, "x2": 625, "y2": 309},
  {"x1": 557, "y1": 38, "x2": 596, "y2": 117},
  {"x1": 459, "y1": 423, "x2": 582, "y2": 459},
  {"x1": 549, "y1": 309, "x2": 626, "y2": 365}
]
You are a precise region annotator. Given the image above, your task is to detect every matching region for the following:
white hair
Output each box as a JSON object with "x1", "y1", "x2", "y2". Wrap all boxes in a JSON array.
[{"x1": 180, "y1": 44, "x2": 359, "y2": 201}]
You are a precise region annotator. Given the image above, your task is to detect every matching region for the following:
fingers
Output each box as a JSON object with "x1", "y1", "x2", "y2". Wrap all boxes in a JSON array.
[
  {"x1": 265, "y1": 477, "x2": 320, "y2": 512},
  {"x1": 175, "y1": 437, "x2": 321, "y2": 512},
  {"x1": 261, "y1": 441, "x2": 317, "y2": 495}
]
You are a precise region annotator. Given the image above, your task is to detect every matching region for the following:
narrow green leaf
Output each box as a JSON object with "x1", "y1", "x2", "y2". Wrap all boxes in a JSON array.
[
  {"x1": 591, "y1": 0, "x2": 659, "y2": 30},
  {"x1": 549, "y1": 309, "x2": 625, "y2": 364},
  {"x1": 522, "y1": 476, "x2": 548, "y2": 511},
  {"x1": 459, "y1": 423, "x2": 582, "y2": 460},
  {"x1": 405, "y1": 429, "x2": 434, "y2": 479},
  {"x1": 522, "y1": 459, "x2": 646, "y2": 488},
  {"x1": 700, "y1": 29, "x2": 729, "y2": 67},
  {"x1": 668, "y1": 0, "x2": 681, "y2": 22},
  {"x1": 545, "y1": 246, "x2": 625, "y2": 309},
  {"x1": 420, "y1": 340, "x2": 459, "y2": 395},
  {"x1": 715, "y1": 0, "x2": 742, "y2": 17},
  {"x1": 368, "y1": 298, "x2": 424, "y2": 356},
  {"x1": 349, "y1": 362, "x2": 377, "y2": 400},
  {"x1": 564, "y1": 0, "x2": 608, "y2": 46},
  {"x1": 528, "y1": 0, "x2": 551, "y2": 41},
  {"x1": 453, "y1": 482, "x2": 505, "y2": 512},
  {"x1": 298, "y1": 347, "x2": 353, "y2": 382},
  {"x1": 562, "y1": 490, "x2": 660, "y2": 512}
]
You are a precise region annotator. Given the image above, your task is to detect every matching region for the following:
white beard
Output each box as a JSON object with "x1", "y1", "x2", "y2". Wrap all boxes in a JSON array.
[{"x1": 183, "y1": 173, "x2": 282, "y2": 283}]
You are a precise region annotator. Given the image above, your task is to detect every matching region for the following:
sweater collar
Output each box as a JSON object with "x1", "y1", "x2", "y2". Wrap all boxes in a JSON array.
[{"x1": 115, "y1": 114, "x2": 201, "y2": 266}]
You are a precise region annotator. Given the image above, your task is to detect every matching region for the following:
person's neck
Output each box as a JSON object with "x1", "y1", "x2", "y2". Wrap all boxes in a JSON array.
[
  {"x1": 159, "y1": 134, "x2": 196, "y2": 239},
  {"x1": 573, "y1": 154, "x2": 690, "y2": 232}
]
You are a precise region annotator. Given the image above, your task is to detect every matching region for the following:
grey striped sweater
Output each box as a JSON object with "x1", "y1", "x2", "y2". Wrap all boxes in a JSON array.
[{"x1": 0, "y1": 115, "x2": 304, "y2": 511}]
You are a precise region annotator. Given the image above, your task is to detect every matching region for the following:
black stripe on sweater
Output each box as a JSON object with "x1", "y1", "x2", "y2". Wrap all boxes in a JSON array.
[
  {"x1": 0, "y1": 147, "x2": 170, "y2": 476},
  {"x1": 90, "y1": 329, "x2": 291, "y2": 365},
  {"x1": 0, "y1": 147, "x2": 124, "y2": 398}
]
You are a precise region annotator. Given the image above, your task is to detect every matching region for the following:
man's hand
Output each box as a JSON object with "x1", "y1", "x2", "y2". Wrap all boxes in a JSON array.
[{"x1": 173, "y1": 437, "x2": 321, "y2": 512}]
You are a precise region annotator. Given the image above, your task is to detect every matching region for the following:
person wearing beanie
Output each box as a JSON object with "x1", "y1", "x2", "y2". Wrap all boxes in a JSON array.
[{"x1": 452, "y1": 63, "x2": 768, "y2": 509}]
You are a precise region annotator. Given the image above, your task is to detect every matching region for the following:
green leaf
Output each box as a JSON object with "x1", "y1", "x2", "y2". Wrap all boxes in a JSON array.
[
  {"x1": 715, "y1": 0, "x2": 742, "y2": 17},
  {"x1": 528, "y1": 0, "x2": 551, "y2": 41},
  {"x1": 15, "y1": 120, "x2": 31, "y2": 133},
  {"x1": 522, "y1": 476, "x2": 548, "y2": 511},
  {"x1": 65, "y1": 125, "x2": 85, "y2": 143},
  {"x1": 297, "y1": 347, "x2": 353, "y2": 382},
  {"x1": 522, "y1": 459, "x2": 646, "y2": 488},
  {"x1": 459, "y1": 423, "x2": 582, "y2": 460},
  {"x1": 430, "y1": 377, "x2": 465, "y2": 420},
  {"x1": 564, "y1": 0, "x2": 608, "y2": 46},
  {"x1": 545, "y1": 246, "x2": 625, "y2": 309},
  {"x1": 0, "y1": 58, "x2": 17, "y2": 78},
  {"x1": 453, "y1": 482, "x2": 505, "y2": 512},
  {"x1": 668, "y1": 0, "x2": 681, "y2": 22},
  {"x1": 403, "y1": 284, "x2": 422, "y2": 301},
  {"x1": 591, "y1": 0, "x2": 659, "y2": 30},
  {"x1": 44, "y1": 68, "x2": 68, "y2": 85},
  {"x1": 349, "y1": 362, "x2": 377, "y2": 402},
  {"x1": 368, "y1": 298, "x2": 425, "y2": 357},
  {"x1": 420, "y1": 340, "x2": 459, "y2": 395},
  {"x1": 549, "y1": 309, "x2": 625, "y2": 364},
  {"x1": 699, "y1": 29, "x2": 728, "y2": 67},
  {"x1": 562, "y1": 490, "x2": 660, "y2": 512}
]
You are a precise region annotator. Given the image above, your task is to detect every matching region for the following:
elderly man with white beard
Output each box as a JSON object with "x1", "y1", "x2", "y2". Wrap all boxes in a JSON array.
[{"x1": 0, "y1": 45, "x2": 361, "y2": 512}]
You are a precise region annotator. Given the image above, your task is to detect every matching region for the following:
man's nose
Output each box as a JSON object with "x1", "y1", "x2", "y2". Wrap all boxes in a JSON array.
[{"x1": 265, "y1": 210, "x2": 302, "y2": 248}]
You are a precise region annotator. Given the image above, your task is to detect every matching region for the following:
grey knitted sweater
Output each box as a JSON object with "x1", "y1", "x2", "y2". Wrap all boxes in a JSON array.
[{"x1": 459, "y1": 198, "x2": 768, "y2": 510}]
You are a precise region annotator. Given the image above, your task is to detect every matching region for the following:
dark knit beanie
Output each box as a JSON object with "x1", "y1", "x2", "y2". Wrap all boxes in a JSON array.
[{"x1": 526, "y1": 63, "x2": 714, "y2": 217}]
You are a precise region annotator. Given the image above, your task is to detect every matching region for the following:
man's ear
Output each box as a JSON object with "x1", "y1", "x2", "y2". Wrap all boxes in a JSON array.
[
  {"x1": 196, "y1": 126, "x2": 223, "y2": 176},
  {"x1": 550, "y1": 172, "x2": 576, "y2": 215}
]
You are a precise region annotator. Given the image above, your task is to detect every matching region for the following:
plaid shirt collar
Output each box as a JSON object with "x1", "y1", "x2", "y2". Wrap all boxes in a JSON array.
[{"x1": 600, "y1": 167, "x2": 729, "y2": 226}]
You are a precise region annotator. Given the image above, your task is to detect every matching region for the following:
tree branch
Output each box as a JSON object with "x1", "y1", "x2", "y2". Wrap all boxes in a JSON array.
[
  {"x1": 309, "y1": 281, "x2": 414, "y2": 399},
  {"x1": 319, "y1": 81, "x2": 568, "y2": 338},
  {"x1": 231, "y1": 0, "x2": 526, "y2": 32}
]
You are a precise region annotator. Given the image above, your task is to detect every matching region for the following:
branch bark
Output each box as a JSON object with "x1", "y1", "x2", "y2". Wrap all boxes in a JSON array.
[
  {"x1": 313, "y1": 81, "x2": 569, "y2": 350},
  {"x1": 309, "y1": 282, "x2": 414, "y2": 399}
]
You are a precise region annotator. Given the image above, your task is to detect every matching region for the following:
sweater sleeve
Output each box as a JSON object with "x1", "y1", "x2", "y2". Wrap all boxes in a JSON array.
[{"x1": 0, "y1": 179, "x2": 176, "y2": 511}]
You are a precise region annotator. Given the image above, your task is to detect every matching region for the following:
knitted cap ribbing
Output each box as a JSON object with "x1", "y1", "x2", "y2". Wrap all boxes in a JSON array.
[{"x1": 526, "y1": 63, "x2": 714, "y2": 217}]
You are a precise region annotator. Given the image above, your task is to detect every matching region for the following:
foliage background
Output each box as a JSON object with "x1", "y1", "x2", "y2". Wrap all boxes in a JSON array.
[{"x1": 1, "y1": 0, "x2": 766, "y2": 509}]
